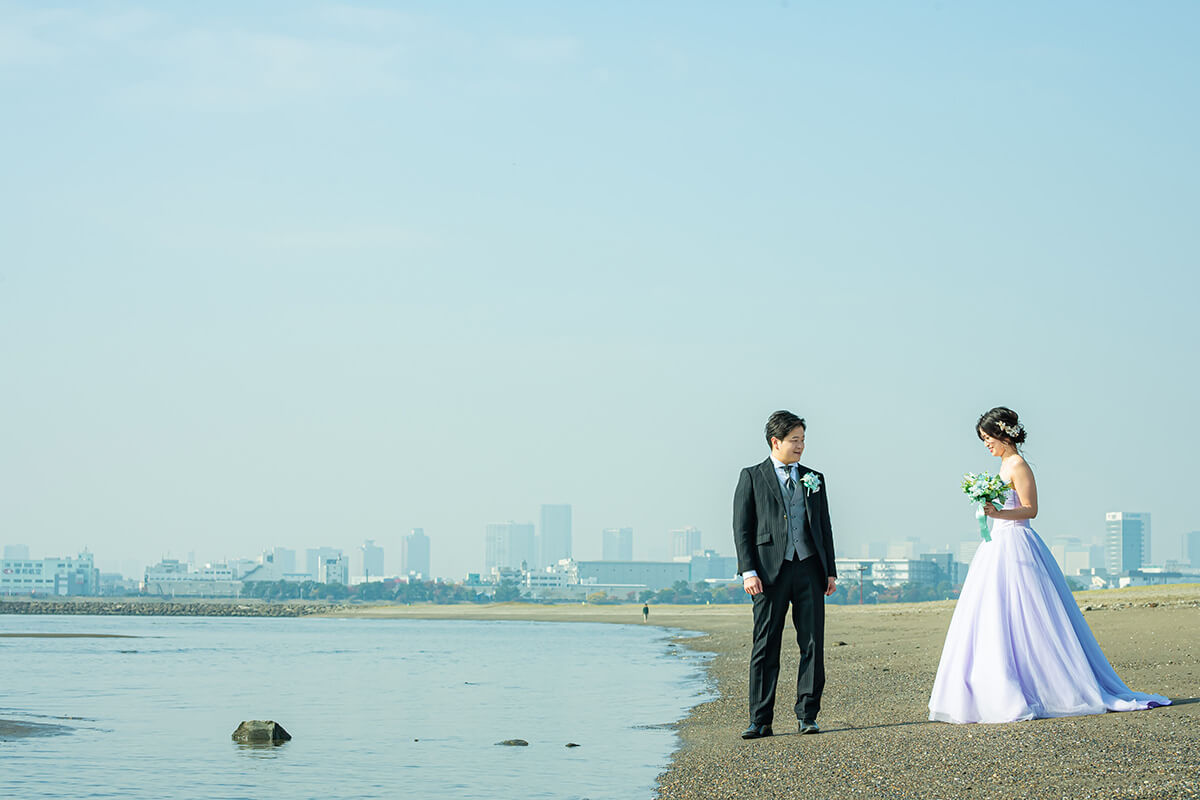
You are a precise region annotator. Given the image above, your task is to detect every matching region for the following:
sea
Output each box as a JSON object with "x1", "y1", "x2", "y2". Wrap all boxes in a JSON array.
[{"x1": 0, "y1": 614, "x2": 713, "y2": 800}]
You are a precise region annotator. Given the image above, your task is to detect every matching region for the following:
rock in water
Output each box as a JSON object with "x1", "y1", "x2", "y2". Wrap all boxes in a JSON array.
[
  {"x1": 496, "y1": 739, "x2": 529, "y2": 746},
  {"x1": 232, "y1": 720, "x2": 292, "y2": 744}
]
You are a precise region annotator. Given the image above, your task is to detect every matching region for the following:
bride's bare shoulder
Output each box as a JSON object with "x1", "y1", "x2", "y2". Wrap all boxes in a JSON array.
[{"x1": 1002, "y1": 455, "x2": 1034, "y2": 481}]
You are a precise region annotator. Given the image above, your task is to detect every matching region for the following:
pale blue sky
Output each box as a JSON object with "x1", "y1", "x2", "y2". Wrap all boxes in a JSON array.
[{"x1": 2, "y1": 2, "x2": 1198, "y2": 578}]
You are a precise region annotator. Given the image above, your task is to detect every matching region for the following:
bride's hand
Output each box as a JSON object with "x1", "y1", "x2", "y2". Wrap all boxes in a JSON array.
[{"x1": 982, "y1": 504, "x2": 999, "y2": 517}]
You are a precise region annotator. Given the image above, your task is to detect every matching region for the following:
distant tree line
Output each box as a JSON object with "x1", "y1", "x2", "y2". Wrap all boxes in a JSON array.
[
  {"x1": 241, "y1": 579, "x2": 490, "y2": 604},
  {"x1": 629, "y1": 580, "x2": 750, "y2": 605},
  {"x1": 240, "y1": 576, "x2": 1083, "y2": 606},
  {"x1": 828, "y1": 580, "x2": 961, "y2": 605}
]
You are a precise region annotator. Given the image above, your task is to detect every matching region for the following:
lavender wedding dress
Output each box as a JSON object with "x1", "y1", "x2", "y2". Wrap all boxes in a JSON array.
[{"x1": 928, "y1": 488, "x2": 1170, "y2": 724}]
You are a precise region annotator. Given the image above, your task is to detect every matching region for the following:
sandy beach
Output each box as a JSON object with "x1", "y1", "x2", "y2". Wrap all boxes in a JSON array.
[{"x1": 328, "y1": 586, "x2": 1200, "y2": 800}]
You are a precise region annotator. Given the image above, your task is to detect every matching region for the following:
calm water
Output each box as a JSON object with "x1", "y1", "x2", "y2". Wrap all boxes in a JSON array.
[{"x1": 0, "y1": 614, "x2": 712, "y2": 800}]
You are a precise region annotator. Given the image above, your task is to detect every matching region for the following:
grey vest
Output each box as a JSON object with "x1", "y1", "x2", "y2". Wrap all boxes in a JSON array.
[{"x1": 785, "y1": 477, "x2": 817, "y2": 562}]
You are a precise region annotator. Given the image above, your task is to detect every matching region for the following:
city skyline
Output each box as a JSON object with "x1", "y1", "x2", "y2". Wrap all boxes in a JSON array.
[
  {"x1": 3, "y1": 3, "x2": 1198, "y2": 579},
  {"x1": 7, "y1": 508, "x2": 1200, "y2": 583}
]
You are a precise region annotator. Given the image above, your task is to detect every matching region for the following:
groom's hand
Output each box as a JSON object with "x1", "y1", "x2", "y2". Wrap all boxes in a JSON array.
[
  {"x1": 825, "y1": 577, "x2": 837, "y2": 597},
  {"x1": 743, "y1": 576, "x2": 763, "y2": 596}
]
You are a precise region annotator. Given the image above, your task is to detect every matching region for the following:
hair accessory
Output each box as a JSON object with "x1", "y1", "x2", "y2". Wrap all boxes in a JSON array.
[{"x1": 997, "y1": 421, "x2": 1023, "y2": 437}]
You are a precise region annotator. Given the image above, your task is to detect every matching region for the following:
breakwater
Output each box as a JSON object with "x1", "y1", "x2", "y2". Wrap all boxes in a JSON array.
[{"x1": 0, "y1": 598, "x2": 338, "y2": 617}]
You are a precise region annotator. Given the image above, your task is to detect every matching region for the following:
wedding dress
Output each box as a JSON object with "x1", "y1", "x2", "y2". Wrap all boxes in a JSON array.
[{"x1": 928, "y1": 488, "x2": 1170, "y2": 723}]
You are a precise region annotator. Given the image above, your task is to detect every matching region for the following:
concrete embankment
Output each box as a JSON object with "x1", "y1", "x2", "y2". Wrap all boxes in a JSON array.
[{"x1": 0, "y1": 598, "x2": 338, "y2": 617}]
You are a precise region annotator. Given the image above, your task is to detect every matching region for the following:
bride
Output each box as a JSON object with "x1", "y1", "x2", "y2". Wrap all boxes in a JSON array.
[{"x1": 928, "y1": 407, "x2": 1170, "y2": 724}]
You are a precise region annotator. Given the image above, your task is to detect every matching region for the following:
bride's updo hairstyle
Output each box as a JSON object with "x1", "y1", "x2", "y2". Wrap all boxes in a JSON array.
[{"x1": 977, "y1": 407, "x2": 1027, "y2": 448}]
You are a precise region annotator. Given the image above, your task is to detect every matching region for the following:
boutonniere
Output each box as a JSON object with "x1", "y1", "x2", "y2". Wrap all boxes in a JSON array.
[{"x1": 801, "y1": 472, "x2": 821, "y2": 494}]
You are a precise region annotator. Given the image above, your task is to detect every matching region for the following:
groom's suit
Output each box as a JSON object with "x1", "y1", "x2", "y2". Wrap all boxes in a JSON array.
[{"x1": 733, "y1": 458, "x2": 837, "y2": 724}]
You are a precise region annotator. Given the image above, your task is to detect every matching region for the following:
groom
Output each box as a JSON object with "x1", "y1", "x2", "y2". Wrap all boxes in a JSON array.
[{"x1": 733, "y1": 410, "x2": 837, "y2": 738}]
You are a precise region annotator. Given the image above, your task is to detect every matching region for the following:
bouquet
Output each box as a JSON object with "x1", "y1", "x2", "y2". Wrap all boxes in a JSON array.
[{"x1": 961, "y1": 472, "x2": 1009, "y2": 542}]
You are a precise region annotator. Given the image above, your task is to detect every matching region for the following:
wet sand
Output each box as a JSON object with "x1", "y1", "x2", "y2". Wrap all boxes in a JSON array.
[
  {"x1": 328, "y1": 586, "x2": 1200, "y2": 800},
  {"x1": 0, "y1": 719, "x2": 74, "y2": 740},
  {"x1": 0, "y1": 633, "x2": 139, "y2": 638}
]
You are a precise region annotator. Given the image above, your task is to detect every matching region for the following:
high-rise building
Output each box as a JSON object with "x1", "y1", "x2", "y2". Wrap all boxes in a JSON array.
[
  {"x1": 1049, "y1": 537, "x2": 1091, "y2": 577},
  {"x1": 271, "y1": 547, "x2": 296, "y2": 574},
  {"x1": 318, "y1": 555, "x2": 350, "y2": 585},
  {"x1": 306, "y1": 547, "x2": 343, "y2": 580},
  {"x1": 403, "y1": 528, "x2": 431, "y2": 579},
  {"x1": 353, "y1": 539, "x2": 385, "y2": 582},
  {"x1": 485, "y1": 522, "x2": 536, "y2": 571},
  {"x1": 602, "y1": 527, "x2": 634, "y2": 561},
  {"x1": 1105, "y1": 512, "x2": 1151, "y2": 575},
  {"x1": 540, "y1": 504, "x2": 572, "y2": 567},
  {"x1": 957, "y1": 540, "x2": 982, "y2": 565},
  {"x1": 1187, "y1": 531, "x2": 1200, "y2": 568},
  {"x1": 3, "y1": 544, "x2": 30, "y2": 560},
  {"x1": 670, "y1": 527, "x2": 702, "y2": 558}
]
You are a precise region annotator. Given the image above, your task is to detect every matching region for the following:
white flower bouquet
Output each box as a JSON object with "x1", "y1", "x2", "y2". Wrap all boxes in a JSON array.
[{"x1": 961, "y1": 472, "x2": 1009, "y2": 542}]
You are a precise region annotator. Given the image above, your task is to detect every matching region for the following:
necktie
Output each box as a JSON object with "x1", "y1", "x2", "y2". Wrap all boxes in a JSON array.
[{"x1": 784, "y1": 466, "x2": 795, "y2": 497}]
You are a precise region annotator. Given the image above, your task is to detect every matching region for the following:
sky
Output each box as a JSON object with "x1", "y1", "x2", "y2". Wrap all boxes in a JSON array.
[{"x1": 2, "y1": 1, "x2": 1198, "y2": 579}]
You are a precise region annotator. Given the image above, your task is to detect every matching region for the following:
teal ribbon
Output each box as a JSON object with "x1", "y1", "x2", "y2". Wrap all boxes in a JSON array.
[{"x1": 975, "y1": 500, "x2": 1003, "y2": 542}]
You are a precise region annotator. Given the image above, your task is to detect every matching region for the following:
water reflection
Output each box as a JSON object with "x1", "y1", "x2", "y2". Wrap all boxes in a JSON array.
[
  {"x1": 234, "y1": 740, "x2": 290, "y2": 757},
  {"x1": 2, "y1": 617, "x2": 711, "y2": 800}
]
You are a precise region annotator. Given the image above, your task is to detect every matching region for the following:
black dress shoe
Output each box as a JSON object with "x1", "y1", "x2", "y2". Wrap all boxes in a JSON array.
[
  {"x1": 740, "y1": 723, "x2": 773, "y2": 739},
  {"x1": 799, "y1": 719, "x2": 820, "y2": 734}
]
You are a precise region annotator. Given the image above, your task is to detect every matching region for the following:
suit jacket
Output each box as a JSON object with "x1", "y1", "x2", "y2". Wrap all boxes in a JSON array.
[{"x1": 733, "y1": 458, "x2": 837, "y2": 584}]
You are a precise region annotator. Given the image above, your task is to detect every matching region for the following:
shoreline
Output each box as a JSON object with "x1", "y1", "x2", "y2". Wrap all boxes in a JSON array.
[
  {"x1": 4, "y1": 583, "x2": 1197, "y2": 619},
  {"x1": 4, "y1": 587, "x2": 1198, "y2": 797},
  {"x1": 313, "y1": 587, "x2": 1200, "y2": 799}
]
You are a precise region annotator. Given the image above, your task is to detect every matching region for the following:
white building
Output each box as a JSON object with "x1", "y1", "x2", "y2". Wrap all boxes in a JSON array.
[
  {"x1": 887, "y1": 537, "x2": 921, "y2": 560},
  {"x1": 670, "y1": 527, "x2": 702, "y2": 558},
  {"x1": 601, "y1": 527, "x2": 634, "y2": 561},
  {"x1": 521, "y1": 561, "x2": 644, "y2": 601},
  {"x1": 228, "y1": 558, "x2": 261, "y2": 579},
  {"x1": 305, "y1": 547, "x2": 343, "y2": 580},
  {"x1": 833, "y1": 557, "x2": 942, "y2": 588},
  {"x1": 958, "y1": 540, "x2": 982, "y2": 565},
  {"x1": 239, "y1": 551, "x2": 312, "y2": 584},
  {"x1": 485, "y1": 522, "x2": 536, "y2": 571},
  {"x1": 1105, "y1": 512, "x2": 1151, "y2": 575},
  {"x1": 271, "y1": 547, "x2": 297, "y2": 574},
  {"x1": 318, "y1": 555, "x2": 350, "y2": 585},
  {"x1": 143, "y1": 559, "x2": 240, "y2": 597},
  {"x1": 677, "y1": 550, "x2": 738, "y2": 582},
  {"x1": 577, "y1": 560, "x2": 689, "y2": 591},
  {"x1": 1050, "y1": 538, "x2": 1092, "y2": 576},
  {"x1": 0, "y1": 550, "x2": 99, "y2": 596},
  {"x1": 1118, "y1": 569, "x2": 1196, "y2": 588}
]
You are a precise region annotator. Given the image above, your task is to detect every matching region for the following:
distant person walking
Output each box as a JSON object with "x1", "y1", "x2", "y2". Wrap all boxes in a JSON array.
[
  {"x1": 733, "y1": 410, "x2": 838, "y2": 739},
  {"x1": 642, "y1": 603, "x2": 649, "y2": 622}
]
